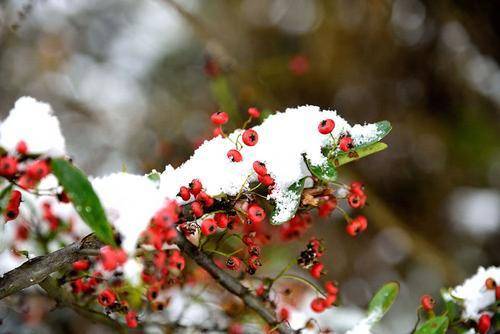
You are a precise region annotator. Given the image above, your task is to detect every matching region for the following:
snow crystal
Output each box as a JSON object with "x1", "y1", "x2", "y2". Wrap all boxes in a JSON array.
[
  {"x1": 160, "y1": 105, "x2": 382, "y2": 223},
  {"x1": 452, "y1": 266, "x2": 500, "y2": 321},
  {"x1": 91, "y1": 173, "x2": 165, "y2": 253},
  {"x1": 0, "y1": 97, "x2": 66, "y2": 156}
]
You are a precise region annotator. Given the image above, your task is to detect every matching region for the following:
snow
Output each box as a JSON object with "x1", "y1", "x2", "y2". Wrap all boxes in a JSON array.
[
  {"x1": 344, "y1": 307, "x2": 382, "y2": 334},
  {"x1": 0, "y1": 97, "x2": 66, "y2": 156},
  {"x1": 451, "y1": 266, "x2": 500, "y2": 321},
  {"x1": 160, "y1": 106, "x2": 382, "y2": 223},
  {"x1": 91, "y1": 172, "x2": 165, "y2": 253}
]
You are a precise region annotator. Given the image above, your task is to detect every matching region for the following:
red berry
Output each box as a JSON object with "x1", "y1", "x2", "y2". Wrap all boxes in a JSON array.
[
  {"x1": 318, "y1": 119, "x2": 335, "y2": 134},
  {"x1": 318, "y1": 198, "x2": 337, "y2": 217},
  {"x1": 125, "y1": 311, "x2": 138, "y2": 328},
  {"x1": 485, "y1": 277, "x2": 496, "y2": 290},
  {"x1": 196, "y1": 191, "x2": 214, "y2": 207},
  {"x1": 214, "y1": 213, "x2": 229, "y2": 228},
  {"x1": 496, "y1": 286, "x2": 500, "y2": 301},
  {"x1": 0, "y1": 156, "x2": 18, "y2": 177},
  {"x1": 325, "y1": 281, "x2": 338, "y2": 295},
  {"x1": 248, "y1": 204, "x2": 266, "y2": 224},
  {"x1": 279, "y1": 308, "x2": 290, "y2": 321},
  {"x1": 201, "y1": 218, "x2": 217, "y2": 236},
  {"x1": 227, "y1": 149, "x2": 243, "y2": 162},
  {"x1": 226, "y1": 256, "x2": 242, "y2": 270},
  {"x1": 189, "y1": 179, "x2": 203, "y2": 196},
  {"x1": 310, "y1": 262, "x2": 324, "y2": 279},
  {"x1": 213, "y1": 127, "x2": 223, "y2": 137},
  {"x1": 72, "y1": 259, "x2": 90, "y2": 271},
  {"x1": 16, "y1": 141, "x2": 28, "y2": 155},
  {"x1": 100, "y1": 246, "x2": 127, "y2": 271},
  {"x1": 97, "y1": 289, "x2": 116, "y2": 307},
  {"x1": 247, "y1": 255, "x2": 261, "y2": 270},
  {"x1": 178, "y1": 186, "x2": 191, "y2": 201},
  {"x1": 289, "y1": 55, "x2": 309, "y2": 76},
  {"x1": 25, "y1": 160, "x2": 51, "y2": 180},
  {"x1": 339, "y1": 136, "x2": 353, "y2": 152},
  {"x1": 248, "y1": 107, "x2": 260, "y2": 118},
  {"x1": 420, "y1": 294, "x2": 435, "y2": 312},
  {"x1": 252, "y1": 161, "x2": 267, "y2": 176},
  {"x1": 478, "y1": 314, "x2": 491, "y2": 334},
  {"x1": 258, "y1": 174, "x2": 274, "y2": 187},
  {"x1": 310, "y1": 297, "x2": 326, "y2": 313},
  {"x1": 210, "y1": 111, "x2": 229, "y2": 125},
  {"x1": 4, "y1": 190, "x2": 22, "y2": 221},
  {"x1": 346, "y1": 216, "x2": 367, "y2": 237},
  {"x1": 191, "y1": 201, "x2": 204, "y2": 218},
  {"x1": 325, "y1": 293, "x2": 337, "y2": 306},
  {"x1": 242, "y1": 129, "x2": 258, "y2": 146}
]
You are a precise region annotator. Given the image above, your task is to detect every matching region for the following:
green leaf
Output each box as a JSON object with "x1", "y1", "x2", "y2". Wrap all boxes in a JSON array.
[
  {"x1": 367, "y1": 282, "x2": 399, "y2": 322},
  {"x1": 441, "y1": 289, "x2": 460, "y2": 323},
  {"x1": 51, "y1": 158, "x2": 115, "y2": 246},
  {"x1": 372, "y1": 120, "x2": 392, "y2": 143},
  {"x1": 270, "y1": 178, "x2": 306, "y2": 225},
  {"x1": 305, "y1": 158, "x2": 338, "y2": 182},
  {"x1": 0, "y1": 184, "x2": 13, "y2": 217},
  {"x1": 332, "y1": 142, "x2": 388, "y2": 167},
  {"x1": 415, "y1": 316, "x2": 449, "y2": 334}
]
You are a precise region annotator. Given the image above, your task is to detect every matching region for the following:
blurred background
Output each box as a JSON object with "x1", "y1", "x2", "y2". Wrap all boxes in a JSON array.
[{"x1": 0, "y1": 0, "x2": 499, "y2": 333}]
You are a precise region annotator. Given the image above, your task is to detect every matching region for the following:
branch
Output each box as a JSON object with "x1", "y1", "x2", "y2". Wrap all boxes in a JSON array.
[
  {"x1": 0, "y1": 234, "x2": 103, "y2": 299},
  {"x1": 175, "y1": 233, "x2": 296, "y2": 334}
]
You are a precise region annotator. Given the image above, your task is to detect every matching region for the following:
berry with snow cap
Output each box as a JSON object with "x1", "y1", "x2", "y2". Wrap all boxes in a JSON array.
[
  {"x1": 242, "y1": 129, "x2": 258, "y2": 146},
  {"x1": 318, "y1": 119, "x2": 335, "y2": 134},
  {"x1": 227, "y1": 149, "x2": 242, "y2": 162}
]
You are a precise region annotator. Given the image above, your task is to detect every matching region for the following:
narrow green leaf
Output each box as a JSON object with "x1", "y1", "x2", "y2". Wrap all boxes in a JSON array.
[
  {"x1": 51, "y1": 158, "x2": 115, "y2": 246},
  {"x1": 367, "y1": 282, "x2": 400, "y2": 322},
  {"x1": 270, "y1": 178, "x2": 306, "y2": 225},
  {"x1": 415, "y1": 316, "x2": 449, "y2": 334},
  {"x1": 441, "y1": 289, "x2": 460, "y2": 323},
  {"x1": 305, "y1": 158, "x2": 338, "y2": 182},
  {"x1": 332, "y1": 142, "x2": 388, "y2": 167}
]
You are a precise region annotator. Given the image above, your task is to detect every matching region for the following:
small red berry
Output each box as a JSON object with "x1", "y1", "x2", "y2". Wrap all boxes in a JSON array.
[
  {"x1": 25, "y1": 160, "x2": 51, "y2": 180},
  {"x1": 248, "y1": 204, "x2": 266, "y2": 224},
  {"x1": 16, "y1": 141, "x2": 28, "y2": 155},
  {"x1": 201, "y1": 218, "x2": 217, "y2": 236},
  {"x1": 258, "y1": 174, "x2": 274, "y2": 187},
  {"x1": 310, "y1": 297, "x2": 326, "y2": 313},
  {"x1": 247, "y1": 255, "x2": 261, "y2": 270},
  {"x1": 339, "y1": 136, "x2": 354, "y2": 152},
  {"x1": 420, "y1": 294, "x2": 435, "y2": 312},
  {"x1": 289, "y1": 55, "x2": 310, "y2": 76},
  {"x1": 97, "y1": 289, "x2": 116, "y2": 307},
  {"x1": 227, "y1": 149, "x2": 243, "y2": 162},
  {"x1": 477, "y1": 314, "x2": 491, "y2": 334},
  {"x1": 178, "y1": 186, "x2": 191, "y2": 201},
  {"x1": 196, "y1": 191, "x2": 214, "y2": 207},
  {"x1": 189, "y1": 179, "x2": 203, "y2": 196},
  {"x1": 100, "y1": 246, "x2": 127, "y2": 271},
  {"x1": 213, "y1": 127, "x2": 223, "y2": 137},
  {"x1": 318, "y1": 119, "x2": 335, "y2": 134},
  {"x1": 226, "y1": 256, "x2": 242, "y2": 270},
  {"x1": 485, "y1": 277, "x2": 496, "y2": 290},
  {"x1": 318, "y1": 198, "x2": 337, "y2": 217},
  {"x1": 210, "y1": 111, "x2": 229, "y2": 125},
  {"x1": 125, "y1": 311, "x2": 138, "y2": 328},
  {"x1": 346, "y1": 216, "x2": 367, "y2": 237},
  {"x1": 252, "y1": 161, "x2": 267, "y2": 176},
  {"x1": 248, "y1": 107, "x2": 260, "y2": 118},
  {"x1": 279, "y1": 308, "x2": 290, "y2": 321},
  {"x1": 325, "y1": 281, "x2": 338, "y2": 295},
  {"x1": 325, "y1": 293, "x2": 337, "y2": 306},
  {"x1": 310, "y1": 262, "x2": 324, "y2": 279},
  {"x1": 72, "y1": 259, "x2": 90, "y2": 271},
  {"x1": 191, "y1": 201, "x2": 204, "y2": 218},
  {"x1": 0, "y1": 156, "x2": 18, "y2": 177},
  {"x1": 4, "y1": 190, "x2": 22, "y2": 221},
  {"x1": 214, "y1": 213, "x2": 229, "y2": 228},
  {"x1": 242, "y1": 129, "x2": 258, "y2": 146}
]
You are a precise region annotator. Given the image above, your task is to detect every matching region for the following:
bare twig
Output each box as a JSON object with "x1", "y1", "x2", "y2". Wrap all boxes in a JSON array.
[{"x1": 0, "y1": 234, "x2": 103, "y2": 299}]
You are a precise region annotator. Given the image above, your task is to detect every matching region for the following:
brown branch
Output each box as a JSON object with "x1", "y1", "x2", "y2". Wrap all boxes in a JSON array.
[
  {"x1": 0, "y1": 234, "x2": 103, "y2": 299},
  {"x1": 175, "y1": 233, "x2": 296, "y2": 334}
]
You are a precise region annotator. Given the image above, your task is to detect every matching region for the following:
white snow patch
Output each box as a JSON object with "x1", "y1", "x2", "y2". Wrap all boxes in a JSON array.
[
  {"x1": 0, "y1": 97, "x2": 66, "y2": 156},
  {"x1": 345, "y1": 307, "x2": 383, "y2": 334},
  {"x1": 91, "y1": 173, "x2": 165, "y2": 253},
  {"x1": 452, "y1": 266, "x2": 500, "y2": 321},
  {"x1": 160, "y1": 106, "x2": 382, "y2": 223}
]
